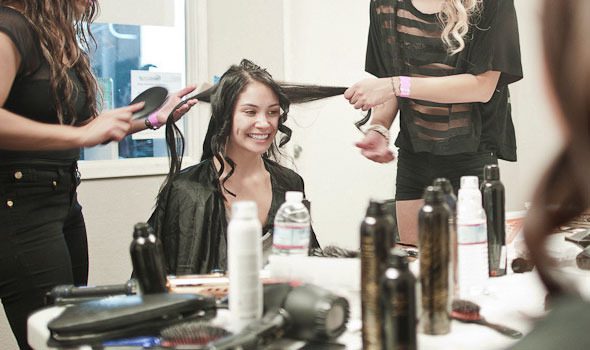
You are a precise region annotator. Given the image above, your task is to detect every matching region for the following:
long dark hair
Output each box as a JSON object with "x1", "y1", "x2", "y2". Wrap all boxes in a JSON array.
[
  {"x1": 160, "y1": 59, "x2": 347, "y2": 199},
  {"x1": 523, "y1": 0, "x2": 590, "y2": 296},
  {"x1": 1, "y1": 0, "x2": 99, "y2": 123}
]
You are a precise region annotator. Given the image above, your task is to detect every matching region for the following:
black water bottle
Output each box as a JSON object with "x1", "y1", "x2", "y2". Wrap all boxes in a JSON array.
[
  {"x1": 381, "y1": 248, "x2": 417, "y2": 350},
  {"x1": 481, "y1": 164, "x2": 507, "y2": 277},
  {"x1": 418, "y1": 186, "x2": 451, "y2": 335},
  {"x1": 130, "y1": 223, "x2": 168, "y2": 294},
  {"x1": 433, "y1": 178, "x2": 457, "y2": 297},
  {"x1": 360, "y1": 200, "x2": 391, "y2": 350}
]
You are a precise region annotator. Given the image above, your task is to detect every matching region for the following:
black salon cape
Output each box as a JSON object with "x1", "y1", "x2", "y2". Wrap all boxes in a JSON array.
[{"x1": 148, "y1": 158, "x2": 320, "y2": 275}]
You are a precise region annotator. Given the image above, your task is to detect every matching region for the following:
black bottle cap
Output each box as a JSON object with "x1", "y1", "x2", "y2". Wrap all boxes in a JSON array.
[
  {"x1": 422, "y1": 186, "x2": 444, "y2": 204},
  {"x1": 365, "y1": 200, "x2": 384, "y2": 216},
  {"x1": 388, "y1": 248, "x2": 409, "y2": 268},
  {"x1": 484, "y1": 164, "x2": 500, "y2": 180},
  {"x1": 133, "y1": 222, "x2": 151, "y2": 238},
  {"x1": 433, "y1": 178, "x2": 454, "y2": 194}
]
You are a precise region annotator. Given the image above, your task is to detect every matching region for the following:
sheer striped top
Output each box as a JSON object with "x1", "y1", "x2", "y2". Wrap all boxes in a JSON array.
[{"x1": 365, "y1": 0, "x2": 522, "y2": 160}]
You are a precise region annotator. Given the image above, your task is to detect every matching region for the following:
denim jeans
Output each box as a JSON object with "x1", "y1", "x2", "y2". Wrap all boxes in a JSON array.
[{"x1": 0, "y1": 162, "x2": 87, "y2": 349}]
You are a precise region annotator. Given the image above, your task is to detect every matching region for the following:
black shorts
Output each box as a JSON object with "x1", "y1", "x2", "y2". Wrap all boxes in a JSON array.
[{"x1": 395, "y1": 149, "x2": 498, "y2": 201}]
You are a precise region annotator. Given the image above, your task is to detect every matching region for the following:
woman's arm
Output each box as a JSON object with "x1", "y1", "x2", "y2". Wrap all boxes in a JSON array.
[
  {"x1": 344, "y1": 71, "x2": 501, "y2": 111},
  {"x1": 355, "y1": 98, "x2": 398, "y2": 163},
  {"x1": 0, "y1": 32, "x2": 139, "y2": 150}
]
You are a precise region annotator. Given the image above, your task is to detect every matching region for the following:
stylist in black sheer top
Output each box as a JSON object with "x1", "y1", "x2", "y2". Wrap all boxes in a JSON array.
[
  {"x1": 344, "y1": 0, "x2": 522, "y2": 246},
  {"x1": 0, "y1": 1, "x2": 195, "y2": 348}
]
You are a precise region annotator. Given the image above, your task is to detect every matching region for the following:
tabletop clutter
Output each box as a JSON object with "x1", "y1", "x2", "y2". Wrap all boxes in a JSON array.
[{"x1": 32, "y1": 170, "x2": 590, "y2": 349}]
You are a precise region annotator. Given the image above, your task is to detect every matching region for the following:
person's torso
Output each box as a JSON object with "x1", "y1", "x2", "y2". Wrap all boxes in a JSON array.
[{"x1": 0, "y1": 6, "x2": 93, "y2": 162}]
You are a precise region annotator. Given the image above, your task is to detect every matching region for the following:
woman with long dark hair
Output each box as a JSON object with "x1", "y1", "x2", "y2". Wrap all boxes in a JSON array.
[
  {"x1": 510, "y1": 1, "x2": 590, "y2": 348},
  {"x1": 148, "y1": 59, "x2": 348, "y2": 275},
  {"x1": 344, "y1": 0, "x2": 522, "y2": 245},
  {"x1": 0, "y1": 0, "x2": 194, "y2": 347}
]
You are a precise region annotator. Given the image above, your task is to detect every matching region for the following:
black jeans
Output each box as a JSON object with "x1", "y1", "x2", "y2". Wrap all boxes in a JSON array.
[
  {"x1": 395, "y1": 149, "x2": 498, "y2": 200},
  {"x1": 0, "y1": 162, "x2": 88, "y2": 349}
]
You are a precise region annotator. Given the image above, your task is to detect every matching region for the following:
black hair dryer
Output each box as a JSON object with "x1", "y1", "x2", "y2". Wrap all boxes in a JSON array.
[
  {"x1": 209, "y1": 283, "x2": 350, "y2": 349},
  {"x1": 282, "y1": 283, "x2": 349, "y2": 340}
]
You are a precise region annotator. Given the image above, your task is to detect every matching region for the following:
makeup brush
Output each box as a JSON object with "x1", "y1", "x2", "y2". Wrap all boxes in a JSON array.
[
  {"x1": 451, "y1": 299, "x2": 523, "y2": 339},
  {"x1": 160, "y1": 321, "x2": 232, "y2": 349}
]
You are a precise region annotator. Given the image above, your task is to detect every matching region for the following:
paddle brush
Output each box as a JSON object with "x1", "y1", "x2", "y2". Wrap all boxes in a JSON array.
[
  {"x1": 160, "y1": 321, "x2": 231, "y2": 349},
  {"x1": 451, "y1": 299, "x2": 523, "y2": 339}
]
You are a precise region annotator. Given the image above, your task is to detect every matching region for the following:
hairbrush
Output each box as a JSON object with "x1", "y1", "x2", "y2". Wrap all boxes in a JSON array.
[
  {"x1": 451, "y1": 299, "x2": 522, "y2": 339},
  {"x1": 511, "y1": 257, "x2": 534, "y2": 273},
  {"x1": 160, "y1": 321, "x2": 231, "y2": 349}
]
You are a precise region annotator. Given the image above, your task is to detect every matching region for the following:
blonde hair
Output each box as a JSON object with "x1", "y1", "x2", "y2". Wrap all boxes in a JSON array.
[{"x1": 439, "y1": 0, "x2": 482, "y2": 55}]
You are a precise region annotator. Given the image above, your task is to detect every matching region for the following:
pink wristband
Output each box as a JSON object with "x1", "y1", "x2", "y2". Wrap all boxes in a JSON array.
[
  {"x1": 399, "y1": 76, "x2": 411, "y2": 98},
  {"x1": 146, "y1": 111, "x2": 162, "y2": 130}
]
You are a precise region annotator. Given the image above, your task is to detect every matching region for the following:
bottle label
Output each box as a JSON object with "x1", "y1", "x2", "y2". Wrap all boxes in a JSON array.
[
  {"x1": 500, "y1": 246, "x2": 507, "y2": 269},
  {"x1": 457, "y1": 222, "x2": 488, "y2": 297},
  {"x1": 272, "y1": 222, "x2": 310, "y2": 254},
  {"x1": 457, "y1": 222, "x2": 487, "y2": 244},
  {"x1": 361, "y1": 235, "x2": 382, "y2": 349}
]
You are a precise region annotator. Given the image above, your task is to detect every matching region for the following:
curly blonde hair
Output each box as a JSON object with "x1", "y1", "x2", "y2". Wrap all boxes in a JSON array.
[{"x1": 439, "y1": 0, "x2": 482, "y2": 55}]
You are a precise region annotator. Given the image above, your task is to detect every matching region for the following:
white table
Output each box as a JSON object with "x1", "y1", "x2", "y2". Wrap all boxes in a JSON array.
[{"x1": 29, "y1": 252, "x2": 589, "y2": 350}]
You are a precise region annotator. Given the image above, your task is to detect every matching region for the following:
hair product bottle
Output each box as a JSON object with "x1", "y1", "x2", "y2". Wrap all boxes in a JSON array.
[
  {"x1": 418, "y1": 186, "x2": 452, "y2": 335},
  {"x1": 481, "y1": 164, "x2": 507, "y2": 277},
  {"x1": 228, "y1": 201, "x2": 263, "y2": 331},
  {"x1": 381, "y1": 248, "x2": 417, "y2": 350},
  {"x1": 433, "y1": 178, "x2": 458, "y2": 297},
  {"x1": 272, "y1": 191, "x2": 311, "y2": 256},
  {"x1": 360, "y1": 200, "x2": 391, "y2": 350},
  {"x1": 130, "y1": 222, "x2": 168, "y2": 294},
  {"x1": 457, "y1": 176, "x2": 489, "y2": 298}
]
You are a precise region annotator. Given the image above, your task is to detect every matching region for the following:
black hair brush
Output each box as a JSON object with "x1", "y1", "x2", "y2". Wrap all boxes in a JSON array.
[
  {"x1": 160, "y1": 321, "x2": 232, "y2": 349},
  {"x1": 451, "y1": 299, "x2": 523, "y2": 339}
]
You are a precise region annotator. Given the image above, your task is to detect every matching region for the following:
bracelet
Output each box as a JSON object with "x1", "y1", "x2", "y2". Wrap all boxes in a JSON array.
[
  {"x1": 399, "y1": 76, "x2": 411, "y2": 98},
  {"x1": 365, "y1": 124, "x2": 390, "y2": 144},
  {"x1": 390, "y1": 77, "x2": 401, "y2": 97},
  {"x1": 144, "y1": 111, "x2": 162, "y2": 130}
]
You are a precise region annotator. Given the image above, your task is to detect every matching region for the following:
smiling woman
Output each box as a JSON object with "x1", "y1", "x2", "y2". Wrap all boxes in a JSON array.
[
  {"x1": 148, "y1": 60, "x2": 319, "y2": 274},
  {"x1": 226, "y1": 81, "x2": 282, "y2": 165}
]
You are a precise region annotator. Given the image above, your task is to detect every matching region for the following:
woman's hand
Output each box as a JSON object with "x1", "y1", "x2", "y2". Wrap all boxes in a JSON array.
[
  {"x1": 344, "y1": 77, "x2": 395, "y2": 111},
  {"x1": 77, "y1": 103, "x2": 143, "y2": 147},
  {"x1": 355, "y1": 130, "x2": 395, "y2": 163},
  {"x1": 155, "y1": 85, "x2": 199, "y2": 125}
]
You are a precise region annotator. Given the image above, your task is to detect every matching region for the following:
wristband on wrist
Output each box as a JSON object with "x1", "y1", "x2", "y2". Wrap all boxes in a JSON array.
[
  {"x1": 144, "y1": 111, "x2": 162, "y2": 130},
  {"x1": 390, "y1": 77, "x2": 400, "y2": 97},
  {"x1": 365, "y1": 124, "x2": 390, "y2": 144},
  {"x1": 399, "y1": 76, "x2": 411, "y2": 98}
]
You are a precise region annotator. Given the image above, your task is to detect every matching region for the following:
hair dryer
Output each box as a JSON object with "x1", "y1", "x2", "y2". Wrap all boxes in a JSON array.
[{"x1": 208, "y1": 283, "x2": 350, "y2": 350}]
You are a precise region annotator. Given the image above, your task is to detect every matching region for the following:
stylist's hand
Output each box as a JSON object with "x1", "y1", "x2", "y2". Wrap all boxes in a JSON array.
[
  {"x1": 78, "y1": 103, "x2": 142, "y2": 147},
  {"x1": 154, "y1": 85, "x2": 199, "y2": 125},
  {"x1": 344, "y1": 77, "x2": 395, "y2": 111},
  {"x1": 356, "y1": 130, "x2": 395, "y2": 163}
]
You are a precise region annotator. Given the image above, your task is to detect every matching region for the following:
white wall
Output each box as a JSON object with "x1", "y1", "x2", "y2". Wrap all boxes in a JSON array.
[
  {"x1": 282, "y1": 0, "x2": 397, "y2": 249},
  {"x1": 1, "y1": 1, "x2": 565, "y2": 348},
  {"x1": 206, "y1": 0, "x2": 285, "y2": 81},
  {"x1": 504, "y1": 0, "x2": 564, "y2": 210}
]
